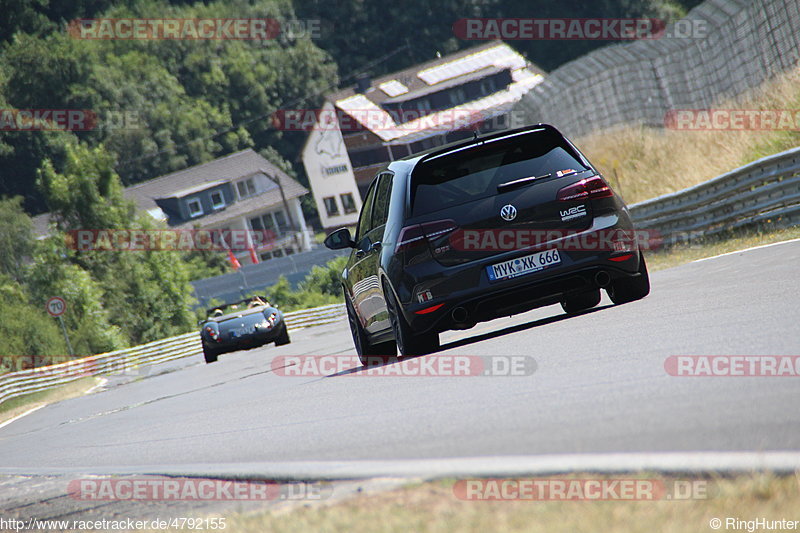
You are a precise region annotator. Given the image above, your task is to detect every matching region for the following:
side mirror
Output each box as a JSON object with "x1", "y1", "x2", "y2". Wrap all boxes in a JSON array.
[{"x1": 324, "y1": 227, "x2": 356, "y2": 250}]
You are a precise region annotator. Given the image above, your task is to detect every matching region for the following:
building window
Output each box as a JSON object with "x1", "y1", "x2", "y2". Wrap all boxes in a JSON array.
[
  {"x1": 249, "y1": 216, "x2": 263, "y2": 231},
  {"x1": 449, "y1": 87, "x2": 467, "y2": 106},
  {"x1": 479, "y1": 77, "x2": 496, "y2": 96},
  {"x1": 273, "y1": 210, "x2": 289, "y2": 232},
  {"x1": 236, "y1": 178, "x2": 256, "y2": 199},
  {"x1": 323, "y1": 196, "x2": 339, "y2": 217},
  {"x1": 249, "y1": 210, "x2": 291, "y2": 239},
  {"x1": 349, "y1": 146, "x2": 391, "y2": 168},
  {"x1": 340, "y1": 193, "x2": 357, "y2": 214},
  {"x1": 210, "y1": 191, "x2": 225, "y2": 210},
  {"x1": 187, "y1": 198, "x2": 203, "y2": 218}
]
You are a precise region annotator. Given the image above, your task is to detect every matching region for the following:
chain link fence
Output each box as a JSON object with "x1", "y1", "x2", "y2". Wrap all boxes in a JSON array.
[{"x1": 513, "y1": 0, "x2": 800, "y2": 138}]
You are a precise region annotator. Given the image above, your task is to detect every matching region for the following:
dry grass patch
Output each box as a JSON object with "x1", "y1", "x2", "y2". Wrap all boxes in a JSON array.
[
  {"x1": 204, "y1": 473, "x2": 799, "y2": 533},
  {"x1": 578, "y1": 67, "x2": 800, "y2": 205},
  {"x1": 646, "y1": 226, "x2": 800, "y2": 272}
]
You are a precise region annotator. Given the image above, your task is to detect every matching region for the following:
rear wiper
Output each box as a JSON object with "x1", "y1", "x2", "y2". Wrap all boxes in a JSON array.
[{"x1": 497, "y1": 174, "x2": 550, "y2": 193}]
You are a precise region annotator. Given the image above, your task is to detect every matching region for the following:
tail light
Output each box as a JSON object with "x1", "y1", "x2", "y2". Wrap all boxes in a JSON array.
[
  {"x1": 266, "y1": 312, "x2": 277, "y2": 326},
  {"x1": 396, "y1": 219, "x2": 458, "y2": 252},
  {"x1": 556, "y1": 175, "x2": 613, "y2": 201},
  {"x1": 205, "y1": 326, "x2": 220, "y2": 342}
]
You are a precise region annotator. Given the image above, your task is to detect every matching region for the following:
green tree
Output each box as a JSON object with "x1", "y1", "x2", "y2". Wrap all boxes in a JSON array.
[
  {"x1": 27, "y1": 235, "x2": 127, "y2": 355},
  {"x1": 0, "y1": 274, "x2": 68, "y2": 365},
  {"x1": 37, "y1": 142, "x2": 197, "y2": 344},
  {"x1": 0, "y1": 196, "x2": 34, "y2": 282}
]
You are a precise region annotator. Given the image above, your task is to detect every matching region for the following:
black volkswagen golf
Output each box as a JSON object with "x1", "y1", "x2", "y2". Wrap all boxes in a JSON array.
[{"x1": 325, "y1": 124, "x2": 650, "y2": 361}]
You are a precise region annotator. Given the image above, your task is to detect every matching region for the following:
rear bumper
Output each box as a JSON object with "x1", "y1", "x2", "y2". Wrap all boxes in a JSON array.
[
  {"x1": 393, "y1": 215, "x2": 644, "y2": 334},
  {"x1": 202, "y1": 322, "x2": 285, "y2": 352},
  {"x1": 407, "y1": 258, "x2": 642, "y2": 334}
]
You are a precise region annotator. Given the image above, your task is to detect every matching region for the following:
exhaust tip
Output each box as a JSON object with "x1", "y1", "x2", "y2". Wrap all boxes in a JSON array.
[
  {"x1": 451, "y1": 307, "x2": 469, "y2": 323},
  {"x1": 595, "y1": 270, "x2": 611, "y2": 288}
]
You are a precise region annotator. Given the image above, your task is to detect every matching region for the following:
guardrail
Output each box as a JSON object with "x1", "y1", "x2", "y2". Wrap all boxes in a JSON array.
[
  {"x1": 630, "y1": 147, "x2": 800, "y2": 245},
  {"x1": 0, "y1": 303, "x2": 346, "y2": 407},
  {"x1": 3, "y1": 148, "x2": 798, "y2": 408}
]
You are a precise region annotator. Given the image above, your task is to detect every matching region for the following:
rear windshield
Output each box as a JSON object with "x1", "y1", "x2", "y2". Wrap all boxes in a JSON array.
[{"x1": 410, "y1": 129, "x2": 589, "y2": 216}]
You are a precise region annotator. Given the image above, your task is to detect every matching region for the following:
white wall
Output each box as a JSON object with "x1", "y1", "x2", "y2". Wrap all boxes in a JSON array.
[{"x1": 302, "y1": 100, "x2": 362, "y2": 230}]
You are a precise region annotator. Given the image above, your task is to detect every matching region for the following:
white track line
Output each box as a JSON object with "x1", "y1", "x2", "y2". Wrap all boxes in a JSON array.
[
  {"x1": 2, "y1": 452, "x2": 799, "y2": 478},
  {"x1": 0, "y1": 405, "x2": 46, "y2": 431},
  {"x1": 691, "y1": 237, "x2": 800, "y2": 264},
  {"x1": 0, "y1": 378, "x2": 106, "y2": 431}
]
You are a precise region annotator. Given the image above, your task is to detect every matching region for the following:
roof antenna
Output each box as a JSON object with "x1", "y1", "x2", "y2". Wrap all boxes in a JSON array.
[{"x1": 472, "y1": 129, "x2": 479, "y2": 140}]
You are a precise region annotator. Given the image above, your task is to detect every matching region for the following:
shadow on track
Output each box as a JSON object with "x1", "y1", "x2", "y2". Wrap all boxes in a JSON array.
[{"x1": 324, "y1": 304, "x2": 613, "y2": 378}]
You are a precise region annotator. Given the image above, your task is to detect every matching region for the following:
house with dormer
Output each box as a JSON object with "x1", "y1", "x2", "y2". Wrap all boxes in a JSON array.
[
  {"x1": 123, "y1": 149, "x2": 312, "y2": 263},
  {"x1": 33, "y1": 149, "x2": 313, "y2": 265}
]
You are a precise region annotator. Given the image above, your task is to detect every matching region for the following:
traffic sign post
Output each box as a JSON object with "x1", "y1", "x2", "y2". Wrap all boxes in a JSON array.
[{"x1": 46, "y1": 297, "x2": 73, "y2": 357}]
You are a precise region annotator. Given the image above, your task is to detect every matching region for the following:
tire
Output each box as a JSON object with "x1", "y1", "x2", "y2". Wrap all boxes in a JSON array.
[
  {"x1": 607, "y1": 253, "x2": 650, "y2": 305},
  {"x1": 384, "y1": 281, "x2": 439, "y2": 357},
  {"x1": 561, "y1": 289, "x2": 601, "y2": 314},
  {"x1": 203, "y1": 345, "x2": 219, "y2": 364},
  {"x1": 346, "y1": 297, "x2": 397, "y2": 366},
  {"x1": 274, "y1": 324, "x2": 291, "y2": 346}
]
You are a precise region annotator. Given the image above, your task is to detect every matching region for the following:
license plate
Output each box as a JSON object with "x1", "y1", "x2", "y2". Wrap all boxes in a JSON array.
[
  {"x1": 486, "y1": 249, "x2": 561, "y2": 281},
  {"x1": 230, "y1": 326, "x2": 251, "y2": 337}
]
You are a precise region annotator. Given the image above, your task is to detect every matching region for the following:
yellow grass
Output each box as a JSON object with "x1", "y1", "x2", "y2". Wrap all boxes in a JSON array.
[
  {"x1": 579, "y1": 67, "x2": 800, "y2": 205},
  {"x1": 194, "y1": 474, "x2": 799, "y2": 533},
  {"x1": 646, "y1": 225, "x2": 800, "y2": 271}
]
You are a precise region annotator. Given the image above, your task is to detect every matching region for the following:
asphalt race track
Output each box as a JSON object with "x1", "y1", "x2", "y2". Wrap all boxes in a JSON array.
[{"x1": 1, "y1": 241, "x2": 799, "y2": 473}]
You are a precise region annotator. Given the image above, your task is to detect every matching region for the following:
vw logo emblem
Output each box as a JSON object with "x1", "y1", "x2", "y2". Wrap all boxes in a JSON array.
[{"x1": 500, "y1": 204, "x2": 517, "y2": 221}]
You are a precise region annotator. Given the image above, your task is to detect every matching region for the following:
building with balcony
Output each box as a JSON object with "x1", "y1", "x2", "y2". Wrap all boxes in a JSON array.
[{"x1": 302, "y1": 40, "x2": 545, "y2": 230}]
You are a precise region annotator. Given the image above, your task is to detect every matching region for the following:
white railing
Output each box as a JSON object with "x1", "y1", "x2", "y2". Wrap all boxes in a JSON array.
[{"x1": 0, "y1": 303, "x2": 346, "y2": 407}]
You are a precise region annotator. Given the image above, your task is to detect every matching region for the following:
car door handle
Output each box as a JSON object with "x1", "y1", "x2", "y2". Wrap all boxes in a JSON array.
[{"x1": 369, "y1": 241, "x2": 382, "y2": 252}]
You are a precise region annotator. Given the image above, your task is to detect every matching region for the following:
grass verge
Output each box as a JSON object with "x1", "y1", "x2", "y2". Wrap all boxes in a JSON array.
[
  {"x1": 208, "y1": 473, "x2": 799, "y2": 533},
  {"x1": 0, "y1": 376, "x2": 99, "y2": 425},
  {"x1": 578, "y1": 67, "x2": 800, "y2": 205},
  {"x1": 645, "y1": 225, "x2": 800, "y2": 272}
]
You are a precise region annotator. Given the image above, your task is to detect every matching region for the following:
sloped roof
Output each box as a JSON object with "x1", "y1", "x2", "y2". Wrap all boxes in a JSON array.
[
  {"x1": 326, "y1": 41, "x2": 545, "y2": 143},
  {"x1": 123, "y1": 149, "x2": 302, "y2": 213},
  {"x1": 170, "y1": 172, "x2": 307, "y2": 229},
  {"x1": 31, "y1": 149, "x2": 308, "y2": 236},
  {"x1": 329, "y1": 40, "x2": 544, "y2": 103}
]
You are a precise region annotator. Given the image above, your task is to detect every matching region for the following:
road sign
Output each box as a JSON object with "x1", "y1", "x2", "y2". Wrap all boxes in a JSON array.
[{"x1": 46, "y1": 296, "x2": 66, "y2": 317}]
